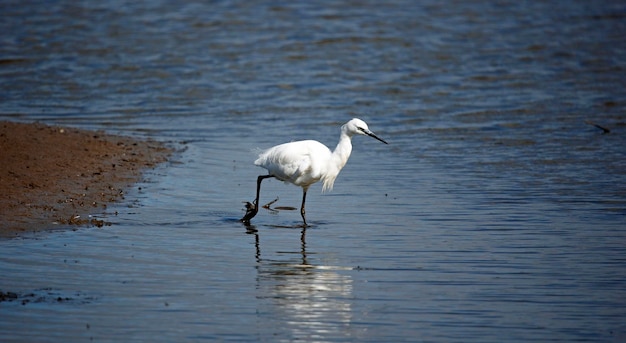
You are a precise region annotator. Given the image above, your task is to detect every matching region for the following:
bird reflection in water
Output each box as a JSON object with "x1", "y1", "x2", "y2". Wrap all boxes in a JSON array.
[{"x1": 247, "y1": 228, "x2": 357, "y2": 341}]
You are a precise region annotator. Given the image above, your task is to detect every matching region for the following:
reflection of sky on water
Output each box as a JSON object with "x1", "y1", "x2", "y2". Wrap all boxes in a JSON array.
[{"x1": 251, "y1": 229, "x2": 356, "y2": 342}]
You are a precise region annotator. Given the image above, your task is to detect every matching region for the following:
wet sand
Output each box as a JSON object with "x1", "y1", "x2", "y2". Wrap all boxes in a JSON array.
[{"x1": 0, "y1": 121, "x2": 172, "y2": 237}]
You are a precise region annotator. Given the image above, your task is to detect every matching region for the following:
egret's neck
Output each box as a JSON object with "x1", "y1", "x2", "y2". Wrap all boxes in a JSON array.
[
  {"x1": 321, "y1": 131, "x2": 353, "y2": 192},
  {"x1": 331, "y1": 131, "x2": 353, "y2": 171}
]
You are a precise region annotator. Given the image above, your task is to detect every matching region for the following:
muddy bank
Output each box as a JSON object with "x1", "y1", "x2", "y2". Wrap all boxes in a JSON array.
[{"x1": 0, "y1": 121, "x2": 172, "y2": 237}]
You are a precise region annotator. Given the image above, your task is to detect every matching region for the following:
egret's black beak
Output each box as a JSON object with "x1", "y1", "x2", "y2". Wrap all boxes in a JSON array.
[
  {"x1": 366, "y1": 130, "x2": 388, "y2": 144},
  {"x1": 357, "y1": 126, "x2": 388, "y2": 144}
]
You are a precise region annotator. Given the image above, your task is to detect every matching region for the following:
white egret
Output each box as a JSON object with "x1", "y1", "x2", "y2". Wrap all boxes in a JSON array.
[{"x1": 241, "y1": 118, "x2": 388, "y2": 226}]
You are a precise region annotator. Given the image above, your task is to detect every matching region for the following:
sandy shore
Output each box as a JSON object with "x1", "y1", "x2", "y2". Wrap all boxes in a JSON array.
[{"x1": 0, "y1": 121, "x2": 172, "y2": 237}]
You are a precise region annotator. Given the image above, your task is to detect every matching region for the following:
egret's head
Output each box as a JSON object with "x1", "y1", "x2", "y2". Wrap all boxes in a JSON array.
[{"x1": 343, "y1": 118, "x2": 388, "y2": 144}]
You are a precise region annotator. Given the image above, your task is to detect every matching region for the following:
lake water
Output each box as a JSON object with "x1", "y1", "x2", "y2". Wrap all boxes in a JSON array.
[{"x1": 1, "y1": 0, "x2": 625, "y2": 341}]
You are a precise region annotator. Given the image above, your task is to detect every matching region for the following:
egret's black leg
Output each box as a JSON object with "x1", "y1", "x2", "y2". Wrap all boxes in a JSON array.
[
  {"x1": 241, "y1": 175, "x2": 274, "y2": 224},
  {"x1": 300, "y1": 188, "x2": 308, "y2": 227}
]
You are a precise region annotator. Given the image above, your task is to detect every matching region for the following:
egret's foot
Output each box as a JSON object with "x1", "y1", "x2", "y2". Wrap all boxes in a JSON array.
[{"x1": 241, "y1": 201, "x2": 259, "y2": 224}]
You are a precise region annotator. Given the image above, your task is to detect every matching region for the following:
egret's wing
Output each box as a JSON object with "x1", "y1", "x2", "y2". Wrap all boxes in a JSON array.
[{"x1": 255, "y1": 140, "x2": 330, "y2": 186}]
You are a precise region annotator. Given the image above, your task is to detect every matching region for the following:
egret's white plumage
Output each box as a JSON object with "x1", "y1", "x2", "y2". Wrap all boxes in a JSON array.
[
  {"x1": 255, "y1": 140, "x2": 333, "y2": 191},
  {"x1": 241, "y1": 118, "x2": 387, "y2": 226}
]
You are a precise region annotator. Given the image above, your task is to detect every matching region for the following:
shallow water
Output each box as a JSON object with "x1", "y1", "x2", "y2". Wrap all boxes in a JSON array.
[{"x1": 1, "y1": 0, "x2": 626, "y2": 342}]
